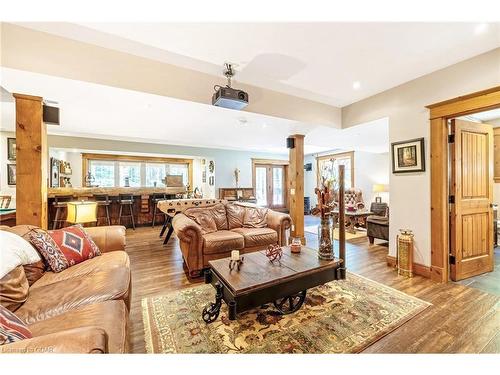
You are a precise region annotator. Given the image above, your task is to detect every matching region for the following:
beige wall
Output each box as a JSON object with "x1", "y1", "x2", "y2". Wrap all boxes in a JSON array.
[
  {"x1": 0, "y1": 23, "x2": 341, "y2": 128},
  {"x1": 342, "y1": 47, "x2": 500, "y2": 267}
]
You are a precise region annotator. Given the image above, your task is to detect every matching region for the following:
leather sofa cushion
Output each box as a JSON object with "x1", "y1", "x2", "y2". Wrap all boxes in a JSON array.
[
  {"x1": 185, "y1": 207, "x2": 217, "y2": 234},
  {"x1": 209, "y1": 203, "x2": 229, "y2": 230},
  {"x1": 15, "y1": 267, "x2": 130, "y2": 324},
  {"x1": 31, "y1": 251, "x2": 130, "y2": 289},
  {"x1": 226, "y1": 204, "x2": 245, "y2": 229},
  {"x1": 28, "y1": 300, "x2": 128, "y2": 354},
  {"x1": 242, "y1": 206, "x2": 268, "y2": 228},
  {"x1": 367, "y1": 215, "x2": 389, "y2": 226},
  {"x1": 0, "y1": 266, "x2": 29, "y2": 312},
  {"x1": 231, "y1": 227, "x2": 278, "y2": 248},
  {"x1": 203, "y1": 230, "x2": 244, "y2": 255}
]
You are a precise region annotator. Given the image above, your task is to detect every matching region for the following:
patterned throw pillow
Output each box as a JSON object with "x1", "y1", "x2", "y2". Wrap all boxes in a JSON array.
[
  {"x1": 28, "y1": 225, "x2": 101, "y2": 273},
  {"x1": 0, "y1": 305, "x2": 32, "y2": 345}
]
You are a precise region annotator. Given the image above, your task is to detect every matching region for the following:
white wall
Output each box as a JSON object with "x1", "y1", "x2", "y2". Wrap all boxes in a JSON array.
[
  {"x1": 342, "y1": 47, "x2": 500, "y2": 267},
  {"x1": 304, "y1": 150, "x2": 390, "y2": 208},
  {"x1": 0, "y1": 131, "x2": 16, "y2": 207}
]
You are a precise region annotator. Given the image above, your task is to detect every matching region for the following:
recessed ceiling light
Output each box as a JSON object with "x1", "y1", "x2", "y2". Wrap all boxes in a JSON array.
[
  {"x1": 353, "y1": 81, "x2": 361, "y2": 90},
  {"x1": 262, "y1": 123, "x2": 268, "y2": 129},
  {"x1": 474, "y1": 23, "x2": 489, "y2": 35}
]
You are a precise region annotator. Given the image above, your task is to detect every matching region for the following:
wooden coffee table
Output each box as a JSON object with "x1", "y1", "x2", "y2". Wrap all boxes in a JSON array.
[
  {"x1": 202, "y1": 246, "x2": 345, "y2": 323},
  {"x1": 332, "y1": 209, "x2": 373, "y2": 234}
]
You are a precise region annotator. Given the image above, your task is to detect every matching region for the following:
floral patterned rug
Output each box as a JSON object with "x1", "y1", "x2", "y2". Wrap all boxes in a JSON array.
[{"x1": 142, "y1": 273, "x2": 430, "y2": 353}]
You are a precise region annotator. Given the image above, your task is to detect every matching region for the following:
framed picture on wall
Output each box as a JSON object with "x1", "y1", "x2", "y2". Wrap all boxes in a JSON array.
[
  {"x1": 7, "y1": 138, "x2": 16, "y2": 161},
  {"x1": 7, "y1": 164, "x2": 16, "y2": 185},
  {"x1": 391, "y1": 138, "x2": 425, "y2": 174}
]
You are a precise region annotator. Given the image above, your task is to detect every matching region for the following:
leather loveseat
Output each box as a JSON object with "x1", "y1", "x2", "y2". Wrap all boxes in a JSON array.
[
  {"x1": 172, "y1": 202, "x2": 291, "y2": 277},
  {"x1": 0, "y1": 225, "x2": 131, "y2": 354}
]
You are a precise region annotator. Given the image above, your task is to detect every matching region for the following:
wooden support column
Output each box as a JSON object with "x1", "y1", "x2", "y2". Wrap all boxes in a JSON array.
[
  {"x1": 288, "y1": 134, "x2": 305, "y2": 244},
  {"x1": 13, "y1": 93, "x2": 48, "y2": 229}
]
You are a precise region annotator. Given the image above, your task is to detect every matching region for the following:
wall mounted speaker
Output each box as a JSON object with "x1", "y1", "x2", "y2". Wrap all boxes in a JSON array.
[
  {"x1": 286, "y1": 137, "x2": 295, "y2": 149},
  {"x1": 43, "y1": 105, "x2": 60, "y2": 125},
  {"x1": 304, "y1": 163, "x2": 312, "y2": 171}
]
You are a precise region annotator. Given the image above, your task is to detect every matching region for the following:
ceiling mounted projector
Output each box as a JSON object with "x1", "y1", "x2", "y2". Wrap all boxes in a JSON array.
[{"x1": 212, "y1": 63, "x2": 248, "y2": 110}]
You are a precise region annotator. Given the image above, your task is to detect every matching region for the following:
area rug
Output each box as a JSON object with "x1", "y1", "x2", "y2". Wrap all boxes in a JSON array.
[
  {"x1": 304, "y1": 225, "x2": 367, "y2": 240},
  {"x1": 142, "y1": 273, "x2": 431, "y2": 353}
]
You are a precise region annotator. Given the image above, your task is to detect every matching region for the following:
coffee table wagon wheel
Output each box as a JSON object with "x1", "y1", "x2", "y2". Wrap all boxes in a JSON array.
[
  {"x1": 273, "y1": 290, "x2": 307, "y2": 314},
  {"x1": 202, "y1": 302, "x2": 221, "y2": 323}
]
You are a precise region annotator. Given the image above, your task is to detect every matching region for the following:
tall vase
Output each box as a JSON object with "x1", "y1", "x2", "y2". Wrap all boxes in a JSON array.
[{"x1": 318, "y1": 216, "x2": 334, "y2": 260}]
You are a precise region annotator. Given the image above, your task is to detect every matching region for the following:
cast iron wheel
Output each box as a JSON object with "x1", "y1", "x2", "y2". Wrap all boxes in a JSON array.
[
  {"x1": 202, "y1": 302, "x2": 221, "y2": 323},
  {"x1": 273, "y1": 290, "x2": 307, "y2": 314}
]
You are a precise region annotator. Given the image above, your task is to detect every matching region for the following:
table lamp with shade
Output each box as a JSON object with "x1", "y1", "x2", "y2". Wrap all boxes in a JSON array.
[
  {"x1": 373, "y1": 184, "x2": 389, "y2": 203},
  {"x1": 66, "y1": 201, "x2": 97, "y2": 225}
]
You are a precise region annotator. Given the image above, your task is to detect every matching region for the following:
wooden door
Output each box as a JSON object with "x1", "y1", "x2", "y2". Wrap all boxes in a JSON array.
[
  {"x1": 254, "y1": 164, "x2": 287, "y2": 209},
  {"x1": 450, "y1": 119, "x2": 494, "y2": 281}
]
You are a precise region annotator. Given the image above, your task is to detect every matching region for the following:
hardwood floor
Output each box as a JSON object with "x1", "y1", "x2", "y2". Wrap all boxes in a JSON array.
[{"x1": 124, "y1": 224, "x2": 500, "y2": 353}]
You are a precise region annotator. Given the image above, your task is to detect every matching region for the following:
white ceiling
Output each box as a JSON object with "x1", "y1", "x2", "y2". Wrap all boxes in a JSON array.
[
  {"x1": 0, "y1": 68, "x2": 389, "y2": 155},
  {"x1": 16, "y1": 22, "x2": 500, "y2": 107}
]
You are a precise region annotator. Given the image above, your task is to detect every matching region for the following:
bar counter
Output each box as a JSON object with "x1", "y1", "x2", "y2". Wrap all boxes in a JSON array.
[
  {"x1": 47, "y1": 186, "x2": 186, "y2": 227},
  {"x1": 47, "y1": 186, "x2": 186, "y2": 198}
]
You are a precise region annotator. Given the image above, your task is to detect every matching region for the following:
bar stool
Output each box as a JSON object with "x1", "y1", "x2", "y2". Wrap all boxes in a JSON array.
[
  {"x1": 52, "y1": 195, "x2": 74, "y2": 229},
  {"x1": 151, "y1": 193, "x2": 167, "y2": 227},
  {"x1": 94, "y1": 194, "x2": 111, "y2": 226},
  {"x1": 118, "y1": 194, "x2": 135, "y2": 230}
]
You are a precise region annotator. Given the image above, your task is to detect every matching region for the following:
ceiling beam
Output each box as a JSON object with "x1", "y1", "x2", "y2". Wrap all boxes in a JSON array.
[{"x1": 1, "y1": 23, "x2": 341, "y2": 128}]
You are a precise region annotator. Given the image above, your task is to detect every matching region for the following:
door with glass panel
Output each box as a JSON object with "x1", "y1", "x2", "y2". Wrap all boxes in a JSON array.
[{"x1": 254, "y1": 164, "x2": 286, "y2": 209}]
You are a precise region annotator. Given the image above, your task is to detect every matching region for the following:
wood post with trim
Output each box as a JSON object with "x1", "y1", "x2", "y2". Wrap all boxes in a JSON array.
[
  {"x1": 288, "y1": 134, "x2": 305, "y2": 244},
  {"x1": 13, "y1": 93, "x2": 48, "y2": 229}
]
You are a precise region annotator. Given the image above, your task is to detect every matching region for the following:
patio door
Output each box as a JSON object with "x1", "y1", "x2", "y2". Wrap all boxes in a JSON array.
[{"x1": 254, "y1": 163, "x2": 287, "y2": 209}]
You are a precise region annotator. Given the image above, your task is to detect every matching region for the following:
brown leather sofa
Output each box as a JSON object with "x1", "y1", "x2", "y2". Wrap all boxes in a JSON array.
[
  {"x1": 367, "y1": 202, "x2": 389, "y2": 244},
  {"x1": 0, "y1": 225, "x2": 130, "y2": 354},
  {"x1": 173, "y1": 202, "x2": 292, "y2": 277}
]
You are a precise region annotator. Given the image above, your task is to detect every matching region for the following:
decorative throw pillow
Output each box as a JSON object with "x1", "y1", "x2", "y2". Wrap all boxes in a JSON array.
[
  {"x1": 28, "y1": 225, "x2": 101, "y2": 273},
  {"x1": 2, "y1": 225, "x2": 48, "y2": 285},
  {"x1": 226, "y1": 203, "x2": 246, "y2": 229},
  {"x1": 0, "y1": 305, "x2": 32, "y2": 345},
  {"x1": 243, "y1": 206, "x2": 268, "y2": 228},
  {"x1": 0, "y1": 230, "x2": 42, "y2": 279},
  {"x1": 184, "y1": 208, "x2": 217, "y2": 235}
]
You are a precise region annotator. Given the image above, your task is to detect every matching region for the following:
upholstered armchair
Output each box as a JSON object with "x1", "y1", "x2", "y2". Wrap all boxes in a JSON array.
[
  {"x1": 333, "y1": 188, "x2": 365, "y2": 211},
  {"x1": 367, "y1": 202, "x2": 389, "y2": 244}
]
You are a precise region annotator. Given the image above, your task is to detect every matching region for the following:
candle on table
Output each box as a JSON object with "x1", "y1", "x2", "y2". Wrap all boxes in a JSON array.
[{"x1": 231, "y1": 250, "x2": 240, "y2": 261}]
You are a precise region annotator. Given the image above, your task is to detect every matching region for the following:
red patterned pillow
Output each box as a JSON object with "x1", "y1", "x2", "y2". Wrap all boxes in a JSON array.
[
  {"x1": 0, "y1": 305, "x2": 32, "y2": 345},
  {"x1": 28, "y1": 225, "x2": 101, "y2": 273}
]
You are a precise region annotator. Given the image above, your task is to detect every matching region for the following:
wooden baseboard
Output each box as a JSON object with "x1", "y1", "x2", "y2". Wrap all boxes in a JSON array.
[{"x1": 386, "y1": 255, "x2": 431, "y2": 278}]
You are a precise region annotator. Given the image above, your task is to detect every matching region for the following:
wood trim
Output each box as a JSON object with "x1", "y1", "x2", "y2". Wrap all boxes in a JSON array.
[
  {"x1": 251, "y1": 158, "x2": 289, "y2": 166},
  {"x1": 316, "y1": 151, "x2": 355, "y2": 188},
  {"x1": 386, "y1": 255, "x2": 431, "y2": 279},
  {"x1": 12, "y1": 93, "x2": 43, "y2": 102},
  {"x1": 428, "y1": 86, "x2": 500, "y2": 283},
  {"x1": 430, "y1": 117, "x2": 449, "y2": 283},
  {"x1": 82, "y1": 152, "x2": 194, "y2": 189},
  {"x1": 427, "y1": 86, "x2": 500, "y2": 119}
]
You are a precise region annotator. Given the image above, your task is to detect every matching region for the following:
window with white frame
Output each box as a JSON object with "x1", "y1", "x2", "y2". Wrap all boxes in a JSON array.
[
  {"x1": 316, "y1": 152, "x2": 354, "y2": 189},
  {"x1": 86, "y1": 156, "x2": 191, "y2": 188}
]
